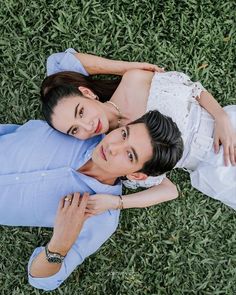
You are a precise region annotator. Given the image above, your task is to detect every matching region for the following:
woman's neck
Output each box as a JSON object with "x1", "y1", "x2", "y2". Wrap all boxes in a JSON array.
[{"x1": 107, "y1": 70, "x2": 154, "y2": 130}]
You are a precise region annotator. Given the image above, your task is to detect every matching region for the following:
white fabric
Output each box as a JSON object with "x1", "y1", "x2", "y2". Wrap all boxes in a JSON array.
[
  {"x1": 123, "y1": 72, "x2": 236, "y2": 210},
  {"x1": 123, "y1": 71, "x2": 206, "y2": 189},
  {"x1": 190, "y1": 105, "x2": 236, "y2": 209}
]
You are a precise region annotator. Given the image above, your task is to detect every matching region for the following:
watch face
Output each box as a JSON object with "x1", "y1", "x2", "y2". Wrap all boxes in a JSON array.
[{"x1": 47, "y1": 255, "x2": 63, "y2": 264}]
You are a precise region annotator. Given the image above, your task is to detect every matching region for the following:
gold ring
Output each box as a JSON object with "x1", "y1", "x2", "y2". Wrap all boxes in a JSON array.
[{"x1": 64, "y1": 196, "x2": 72, "y2": 202}]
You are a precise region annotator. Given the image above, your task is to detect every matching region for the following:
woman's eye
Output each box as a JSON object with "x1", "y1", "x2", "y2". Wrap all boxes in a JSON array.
[
  {"x1": 121, "y1": 129, "x2": 127, "y2": 140},
  {"x1": 127, "y1": 151, "x2": 133, "y2": 162},
  {"x1": 72, "y1": 127, "x2": 79, "y2": 135},
  {"x1": 79, "y1": 108, "x2": 84, "y2": 118}
]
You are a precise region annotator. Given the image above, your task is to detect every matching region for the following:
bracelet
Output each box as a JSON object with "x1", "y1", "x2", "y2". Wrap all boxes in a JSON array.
[{"x1": 117, "y1": 195, "x2": 124, "y2": 210}]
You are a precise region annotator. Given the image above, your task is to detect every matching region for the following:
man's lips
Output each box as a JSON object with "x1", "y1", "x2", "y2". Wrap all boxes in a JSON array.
[
  {"x1": 95, "y1": 120, "x2": 102, "y2": 134},
  {"x1": 100, "y1": 145, "x2": 107, "y2": 161}
]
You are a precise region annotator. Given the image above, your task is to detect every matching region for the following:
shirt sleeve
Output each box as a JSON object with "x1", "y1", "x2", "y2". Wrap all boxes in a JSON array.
[
  {"x1": 46, "y1": 48, "x2": 89, "y2": 77},
  {"x1": 0, "y1": 124, "x2": 20, "y2": 136},
  {"x1": 28, "y1": 209, "x2": 120, "y2": 291}
]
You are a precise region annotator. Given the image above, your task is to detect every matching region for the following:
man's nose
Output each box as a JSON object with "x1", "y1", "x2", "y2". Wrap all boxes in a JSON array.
[{"x1": 108, "y1": 142, "x2": 124, "y2": 156}]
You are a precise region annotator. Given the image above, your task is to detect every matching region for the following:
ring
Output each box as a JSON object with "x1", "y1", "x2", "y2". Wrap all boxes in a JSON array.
[{"x1": 64, "y1": 196, "x2": 72, "y2": 202}]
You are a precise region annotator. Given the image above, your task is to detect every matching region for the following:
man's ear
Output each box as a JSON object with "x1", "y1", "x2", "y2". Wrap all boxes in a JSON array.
[
  {"x1": 78, "y1": 86, "x2": 97, "y2": 99},
  {"x1": 125, "y1": 172, "x2": 148, "y2": 181}
]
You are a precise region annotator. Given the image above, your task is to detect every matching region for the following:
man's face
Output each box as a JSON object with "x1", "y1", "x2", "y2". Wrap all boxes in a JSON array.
[{"x1": 92, "y1": 123, "x2": 153, "y2": 178}]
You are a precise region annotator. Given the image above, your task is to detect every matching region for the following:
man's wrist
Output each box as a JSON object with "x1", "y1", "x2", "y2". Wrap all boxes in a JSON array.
[{"x1": 48, "y1": 240, "x2": 69, "y2": 257}]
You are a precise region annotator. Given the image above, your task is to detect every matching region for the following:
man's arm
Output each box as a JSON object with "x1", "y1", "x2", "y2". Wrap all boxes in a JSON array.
[
  {"x1": 46, "y1": 48, "x2": 164, "y2": 76},
  {"x1": 86, "y1": 178, "x2": 178, "y2": 215},
  {"x1": 28, "y1": 193, "x2": 120, "y2": 291}
]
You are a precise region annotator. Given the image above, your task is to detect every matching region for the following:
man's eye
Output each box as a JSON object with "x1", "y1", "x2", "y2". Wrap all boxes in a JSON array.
[
  {"x1": 71, "y1": 127, "x2": 79, "y2": 135},
  {"x1": 79, "y1": 108, "x2": 84, "y2": 118},
  {"x1": 121, "y1": 129, "x2": 127, "y2": 140},
  {"x1": 127, "y1": 151, "x2": 133, "y2": 162}
]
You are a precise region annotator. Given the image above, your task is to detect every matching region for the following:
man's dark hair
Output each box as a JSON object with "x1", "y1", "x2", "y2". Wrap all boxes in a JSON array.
[{"x1": 130, "y1": 110, "x2": 184, "y2": 176}]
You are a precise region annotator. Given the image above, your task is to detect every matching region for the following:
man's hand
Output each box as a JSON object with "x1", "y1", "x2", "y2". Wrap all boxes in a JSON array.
[
  {"x1": 214, "y1": 113, "x2": 236, "y2": 166},
  {"x1": 86, "y1": 194, "x2": 119, "y2": 215},
  {"x1": 48, "y1": 192, "x2": 90, "y2": 256}
]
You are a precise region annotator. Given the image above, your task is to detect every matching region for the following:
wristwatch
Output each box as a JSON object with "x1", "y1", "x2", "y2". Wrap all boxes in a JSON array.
[{"x1": 45, "y1": 243, "x2": 66, "y2": 264}]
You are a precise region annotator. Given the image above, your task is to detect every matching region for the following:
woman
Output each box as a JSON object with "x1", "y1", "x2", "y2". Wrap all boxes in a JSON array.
[{"x1": 42, "y1": 48, "x2": 236, "y2": 211}]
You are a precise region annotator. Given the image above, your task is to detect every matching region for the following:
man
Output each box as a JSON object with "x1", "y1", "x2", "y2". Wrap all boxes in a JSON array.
[{"x1": 0, "y1": 111, "x2": 183, "y2": 290}]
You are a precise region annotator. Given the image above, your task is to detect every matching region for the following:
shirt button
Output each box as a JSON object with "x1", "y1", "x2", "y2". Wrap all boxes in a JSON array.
[
  {"x1": 15, "y1": 177, "x2": 19, "y2": 180},
  {"x1": 41, "y1": 173, "x2": 46, "y2": 177}
]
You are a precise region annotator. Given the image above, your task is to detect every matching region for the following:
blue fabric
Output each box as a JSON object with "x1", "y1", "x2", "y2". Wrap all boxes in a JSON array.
[
  {"x1": 47, "y1": 48, "x2": 89, "y2": 76},
  {"x1": 0, "y1": 120, "x2": 121, "y2": 290}
]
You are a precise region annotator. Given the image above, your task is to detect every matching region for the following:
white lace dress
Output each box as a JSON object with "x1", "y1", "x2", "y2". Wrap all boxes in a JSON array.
[{"x1": 123, "y1": 72, "x2": 236, "y2": 210}]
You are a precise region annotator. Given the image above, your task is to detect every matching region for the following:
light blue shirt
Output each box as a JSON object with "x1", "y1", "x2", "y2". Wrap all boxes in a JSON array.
[
  {"x1": 0, "y1": 121, "x2": 121, "y2": 290},
  {"x1": 47, "y1": 48, "x2": 89, "y2": 77}
]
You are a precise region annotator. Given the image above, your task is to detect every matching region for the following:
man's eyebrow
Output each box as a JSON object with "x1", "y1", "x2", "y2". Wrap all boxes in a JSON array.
[
  {"x1": 126, "y1": 126, "x2": 138, "y2": 163},
  {"x1": 66, "y1": 103, "x2": 80, "y2": 134},
  {"x1": 74, "y1": 103, "x2": 80, "y2": 118}
]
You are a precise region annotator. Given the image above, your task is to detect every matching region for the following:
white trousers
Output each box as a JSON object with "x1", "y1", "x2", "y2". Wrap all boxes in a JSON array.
[{"x1": 189, "y1": 105, "x2": 236, "y2": 209}]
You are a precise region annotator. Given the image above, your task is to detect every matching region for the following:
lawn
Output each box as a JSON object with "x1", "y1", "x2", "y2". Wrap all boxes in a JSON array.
[{"x1": 0, "y1": 0, "x2": 236, "y2": 294}]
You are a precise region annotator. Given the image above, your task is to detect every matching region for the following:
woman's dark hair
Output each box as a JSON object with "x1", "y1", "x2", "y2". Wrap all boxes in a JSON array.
[
  {"x1": 40, "y1": 71, "x2": 121, "y2": 127},
  {"x1": 130, "y1": 110, "x2": 184, "y2": 176}
]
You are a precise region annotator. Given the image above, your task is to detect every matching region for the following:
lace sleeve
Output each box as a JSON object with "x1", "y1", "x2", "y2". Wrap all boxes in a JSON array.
[
  {"x1": 122, "y1": 174, "x2": 166, "y2": 189},
  {"x1": 173, "y1": 72, "x2": 206, "y2": 101}
]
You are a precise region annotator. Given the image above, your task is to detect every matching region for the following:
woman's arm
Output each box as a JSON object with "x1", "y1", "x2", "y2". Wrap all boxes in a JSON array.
[
  {"x1": 86, "y1": 178, "x2": 178, "y2": 215},
  {"x1": 197, "y1": 91, "x2": 236, "y2": 165},
  {"x1": 46, "y1": 48, "x2": 164, "y2": 77},
  {"x1": 75, "y1": 52, "x2": 164, "y2": 75}
]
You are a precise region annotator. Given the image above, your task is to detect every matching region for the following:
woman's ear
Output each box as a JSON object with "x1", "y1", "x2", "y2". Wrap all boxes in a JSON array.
[
  {"x1": 125, "y1": 172, "x2": 148, "y2": 181},
  {"x1": 78, "y1": 86, "x2": 97, "y2": 99}
]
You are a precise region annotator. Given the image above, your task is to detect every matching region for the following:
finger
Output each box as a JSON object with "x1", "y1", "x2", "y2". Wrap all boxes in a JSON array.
[
  {"x1": 223, "y1": 148, "x2": 229, "y2": 166},
  {"x1": 64, "y1": 194, "x2": 73, "y2": 208},
  {"x1": 155, "y1": 66, "x2": 165, "y2": 73},
  {"x1": 214, "y1": 138, "x2": 220, "y2": 153},
  {"x1": 79, "y1": 192, "x2": 90, "y2": 211},
  {"x1": 85, "y1": 208, "x2": 95, "y2": 214},
  {"x1": 229, "y1": 145, "x2": 236, "y2": 166},
  {"x1": 71, "y1": 192, "x2": 80, "y2": 208}
]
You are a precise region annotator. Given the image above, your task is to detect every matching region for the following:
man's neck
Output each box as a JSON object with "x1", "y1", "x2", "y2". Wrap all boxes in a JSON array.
[{"x1": 78, "y1": 159, "x2": 118, "y2": 185}]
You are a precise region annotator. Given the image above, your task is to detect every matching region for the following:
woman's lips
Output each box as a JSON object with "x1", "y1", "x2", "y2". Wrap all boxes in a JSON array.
[{"x1": 95, "y1": 120, "x2": 102, "y2": 134}]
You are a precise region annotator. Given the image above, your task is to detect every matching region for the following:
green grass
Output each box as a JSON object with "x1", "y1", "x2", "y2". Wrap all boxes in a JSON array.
[{"x1": 0, "y1": 0, "x2": 236, "y2": 294}]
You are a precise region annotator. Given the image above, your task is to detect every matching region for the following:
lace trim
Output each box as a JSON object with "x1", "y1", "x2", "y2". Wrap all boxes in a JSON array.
[{"x1": 122, "y1": 174, "x2": 166, "y2": 189}]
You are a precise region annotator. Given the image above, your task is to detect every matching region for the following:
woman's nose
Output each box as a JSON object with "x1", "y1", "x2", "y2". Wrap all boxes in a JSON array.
[{"x1": 79, "y1": 120, "x2": 94, "y2": 132}]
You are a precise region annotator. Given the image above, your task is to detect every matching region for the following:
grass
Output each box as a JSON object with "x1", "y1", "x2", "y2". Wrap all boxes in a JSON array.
[{"x1": 0, "y1": 0, "x2": 236, "y2": 294}]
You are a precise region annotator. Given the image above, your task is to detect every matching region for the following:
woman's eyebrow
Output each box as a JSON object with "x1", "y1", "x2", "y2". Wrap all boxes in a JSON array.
[
  {"x1": 67, "y1": 126, "x2": 73, "y2": 134},
  {"x1": 66, "y1": 103, "x2": 80, "y2": 134}
]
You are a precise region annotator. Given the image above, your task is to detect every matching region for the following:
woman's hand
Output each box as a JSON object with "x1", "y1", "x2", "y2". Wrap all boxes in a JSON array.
[
  {"x1": 125, "y1": 61, "x2": 165, "y2": 73},
  {"x1": 86, "y1": 194, "x2": 119, "y2": 215},
  {"x1": 214, "y1": 113, "x2": 236, "y2": 166},
  {"x1": 48, "y1": 192, "x2": 91, "y2": 256}
]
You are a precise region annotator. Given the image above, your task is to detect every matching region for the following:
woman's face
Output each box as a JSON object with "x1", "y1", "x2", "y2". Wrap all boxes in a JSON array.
[{"x1": 51, "y1": 95, "x2": 110, "y2": 140}]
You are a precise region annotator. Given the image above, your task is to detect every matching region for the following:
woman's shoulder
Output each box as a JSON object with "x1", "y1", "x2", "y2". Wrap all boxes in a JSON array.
[{"x1": 122, "y1": 69, "x2": 154, "y2": 84}]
